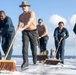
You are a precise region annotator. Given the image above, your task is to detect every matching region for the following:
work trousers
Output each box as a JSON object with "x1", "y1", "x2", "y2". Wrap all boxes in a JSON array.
[
  {"x1": 55, "y1": 40, "x2": 65, "y2": 64},
  {"x1": 39, "y1": 35, "x2": 49, "y2": 52},
  {"x1": 22, "y1": 30, "x2": 38, "y2": 64},
  {"x1": 2, "y1": 30, "x2": 15, "y2": 60}
]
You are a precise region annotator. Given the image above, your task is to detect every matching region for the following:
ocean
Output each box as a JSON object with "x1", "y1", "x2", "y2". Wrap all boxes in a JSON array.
[{"x1": 9, "y1": 55, "x2": 76, "y2": 59}]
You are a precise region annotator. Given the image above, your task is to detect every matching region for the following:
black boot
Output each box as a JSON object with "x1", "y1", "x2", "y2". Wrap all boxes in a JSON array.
[
  {"x1": 33, "y1": 57, "x2": 37, "y2": 64},
  {"x1": 33, "y1": 60, "x2": 37, "y2": 64},
  {"x1": 21, "y1": 62, "x2": 28, "y2": 69},
  {"x1": 32, "y1": 55, "x2": 37, "y2": 64},
  {"x1": 21, "y1": 53, "x2": 28, "y2": 69}
]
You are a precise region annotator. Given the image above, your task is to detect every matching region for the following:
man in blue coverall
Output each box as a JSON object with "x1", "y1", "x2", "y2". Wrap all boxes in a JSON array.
[
  {"x1": 54, "y1": 21, "x2": 69, "y2": 64},
  {"x1": 0, "y1": 10, "x2": 15, "y2": 60},
  {"x1": 73, "y1": 23, "x2": 76, "y2": 34}
]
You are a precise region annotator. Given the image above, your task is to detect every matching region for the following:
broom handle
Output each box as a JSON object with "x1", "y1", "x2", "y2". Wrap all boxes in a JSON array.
[
  {"x1": 54, "y1": 38, "x2": 63, "y2": 58},
  {"x1": 4, "y1": 28, "x2": 19, "y2": 60}
]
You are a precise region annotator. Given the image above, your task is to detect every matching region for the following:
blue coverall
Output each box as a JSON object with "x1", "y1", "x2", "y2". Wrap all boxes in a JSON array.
[
  {"x1": 73, "y1": 23, "x2": 76, "y2": 34},
  {"x1": 54, "y1": 27, "x2": 69, "y2": 64},
  {"x1": 0, "y1": 16, "x2": 15, "y2": 60}
]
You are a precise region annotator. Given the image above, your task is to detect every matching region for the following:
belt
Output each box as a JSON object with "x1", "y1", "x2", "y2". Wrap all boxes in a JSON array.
[{"x1": 23, "y1": 29, "x2": 37, "y2": 32}]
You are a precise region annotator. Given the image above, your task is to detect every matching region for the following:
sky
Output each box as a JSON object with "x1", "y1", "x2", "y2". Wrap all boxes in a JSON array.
[{"x1": 0, "y1": 0, "x2": 76, "y2": 56}]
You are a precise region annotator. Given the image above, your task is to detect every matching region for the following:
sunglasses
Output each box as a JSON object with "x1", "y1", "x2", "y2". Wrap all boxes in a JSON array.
[{"x1": 38, "y1": 21, "x2": 42, "y2": 23}]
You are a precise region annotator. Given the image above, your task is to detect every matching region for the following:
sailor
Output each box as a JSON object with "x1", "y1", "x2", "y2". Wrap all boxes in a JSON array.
[
  {"x1": 54, "y1": 21, "x2": 69, "y2": 64},
  {"x1": 0, "y1": 10, "x2": 15, "y2": 60},
  {"x1": 18, "y1": 1, "x2": 38, "y2": 69}
]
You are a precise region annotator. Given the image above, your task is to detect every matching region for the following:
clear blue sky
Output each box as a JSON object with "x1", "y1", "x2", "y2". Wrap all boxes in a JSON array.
[
  {"x1": 0, "y1": 0, "x2": 76, "y2": 27},
  {"x1": 0, "y1": 0, "x2": 76, "y2": 56}
]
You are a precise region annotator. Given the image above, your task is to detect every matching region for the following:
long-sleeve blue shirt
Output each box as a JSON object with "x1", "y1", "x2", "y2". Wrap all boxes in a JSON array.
[
  {"x1": 54, "y1": 27, "x2": 69, "y2": 43},
  {"x1": 0, "y1": 16, "x2": 15, "y2": 36},
  {"x1": 73, "y1": 23, "x2": 76, "y2": 34}
]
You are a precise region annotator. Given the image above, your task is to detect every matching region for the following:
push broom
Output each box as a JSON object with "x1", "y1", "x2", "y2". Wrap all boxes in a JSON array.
[
  {"x1": 45, "y1": 38, "x2": 63, "y2": 65},
  {"x1": 0, "y1": 28, "x2": 19, "y2": 71}
]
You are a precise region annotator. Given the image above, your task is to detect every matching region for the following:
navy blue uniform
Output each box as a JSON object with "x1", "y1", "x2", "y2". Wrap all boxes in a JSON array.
[
  {"x1": 73, "y1": 23, "x2": 76, "y2": 34},
  {"x1": 0, "y1": 16, "x2": 15, "y2": 60},
  {"x1": 54, "y1": 27, "x2": 69, "y2": 64},
  {"x1": 39, "y1": 35, "x2": 49, "y2": 52}
]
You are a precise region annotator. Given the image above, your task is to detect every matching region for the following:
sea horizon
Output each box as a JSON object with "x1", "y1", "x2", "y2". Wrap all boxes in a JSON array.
[{"x1": 2, "y1": 55, "x2": 76, "y2": 59}]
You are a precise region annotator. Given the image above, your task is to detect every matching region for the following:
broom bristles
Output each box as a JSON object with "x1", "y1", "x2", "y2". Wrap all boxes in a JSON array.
[
  {"x1": 45, "y1": 58, "x2": 61, "y2": 65},
  {"x1": 0, "y1": 60, "x2": 16, "y2": 71}
]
